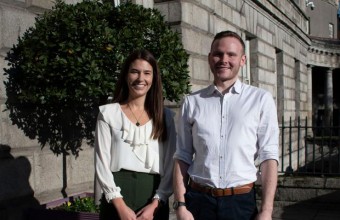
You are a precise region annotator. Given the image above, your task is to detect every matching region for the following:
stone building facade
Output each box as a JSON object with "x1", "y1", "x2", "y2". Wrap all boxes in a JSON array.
[
  {"x1": 306, "y1": 0, "x2": 340, "y2": 130},
  {"x1": 0, "y1": 0, "x2": 339, "y2": 219},
  {"x1": 155, "y1": 0, "x2": 314, "y2": 172}
]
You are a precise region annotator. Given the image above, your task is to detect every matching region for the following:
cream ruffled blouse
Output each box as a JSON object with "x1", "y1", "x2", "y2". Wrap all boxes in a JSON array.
[
  {"x1": 95, "y1": 103, "x2": 176, "y2": 203},
  {"x1": 121, "y1": 110, "x2": 157, "y2": 169}
]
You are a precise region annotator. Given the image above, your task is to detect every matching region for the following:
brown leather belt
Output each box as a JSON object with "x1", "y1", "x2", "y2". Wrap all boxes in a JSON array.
[{"x1": 189, "y1": 179, "x2": 254, "y2": 197}]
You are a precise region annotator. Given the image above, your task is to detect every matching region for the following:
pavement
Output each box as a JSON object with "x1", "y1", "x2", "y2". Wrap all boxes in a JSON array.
[{"x1": 272, "y1": 200, "x2": 340, "y2": 220}]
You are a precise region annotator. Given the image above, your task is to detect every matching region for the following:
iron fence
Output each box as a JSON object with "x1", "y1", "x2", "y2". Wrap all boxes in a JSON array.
[{"x1": 279, "y1": 117, "x2": 340, "y2": 176}]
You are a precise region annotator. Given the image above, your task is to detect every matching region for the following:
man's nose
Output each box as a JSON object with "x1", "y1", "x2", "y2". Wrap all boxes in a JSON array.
[{"x1": 221, "y1": 54, "x2": 229, "y2": 62}]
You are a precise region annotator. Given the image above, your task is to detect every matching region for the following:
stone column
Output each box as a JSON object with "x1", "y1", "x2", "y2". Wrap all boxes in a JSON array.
[
  {"x1": 131, "y1": 0, "x2": 154, "y2": 8},
  {"x1": 118, "y1": 0, "x2": 153, "y2": 8},
  {"x1": 307, "y1": 65, "x2": 313, "y2": 129},
  {"x1": 114, "y1": 0, "x2": 120, "y2": 6},
  {"x1": 324, "y1": 68, "x2": 333, "y2": 129}
]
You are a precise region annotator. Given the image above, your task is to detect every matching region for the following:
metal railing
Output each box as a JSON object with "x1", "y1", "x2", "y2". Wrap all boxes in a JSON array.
[{"x1": 279, "y1": 117, "x2": 340, "y2": 176}]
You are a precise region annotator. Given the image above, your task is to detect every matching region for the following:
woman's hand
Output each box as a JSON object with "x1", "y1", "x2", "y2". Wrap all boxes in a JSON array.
[
  {"x1": 112, "y1": 198, "x2": 137, "y2": 220},
  {"x1": 136, "y1": 199, "x2": 159, "y2": 220}
]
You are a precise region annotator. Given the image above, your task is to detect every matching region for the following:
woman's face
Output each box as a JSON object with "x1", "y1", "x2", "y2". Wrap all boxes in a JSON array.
[{"x1": 126, "y1": 59, "x2": 153, "y2": 99}]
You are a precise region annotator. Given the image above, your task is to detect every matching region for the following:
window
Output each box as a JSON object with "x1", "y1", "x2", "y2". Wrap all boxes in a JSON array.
[
  {"x1": 306, "y1": 19, "x2": 310, "y2": 34},
  {"x1": 241, "y1": 39, "x2": 251, "y2": 84},
  {"x1": 329, "y1": 23, "x2": 334, "y2": 38}
]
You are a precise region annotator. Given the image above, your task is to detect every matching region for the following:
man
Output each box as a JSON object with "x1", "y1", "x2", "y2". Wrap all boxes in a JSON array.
[{"x1": 173, "y1": 30, "x2": 279, "y2": 220}]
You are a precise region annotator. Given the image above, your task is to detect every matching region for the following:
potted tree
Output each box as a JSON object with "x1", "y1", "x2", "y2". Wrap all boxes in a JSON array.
[
  {"x1": 4, "y1": 0, "x2": 190, "y2": 157},
  {"x1": 4, "y1": 0, "x2": 190, "y2": 219}
]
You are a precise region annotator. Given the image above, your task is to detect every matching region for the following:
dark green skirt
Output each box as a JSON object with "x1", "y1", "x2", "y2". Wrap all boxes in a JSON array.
[{"x1": 99, "y1": 169, "x2": 169, "y2": 220}]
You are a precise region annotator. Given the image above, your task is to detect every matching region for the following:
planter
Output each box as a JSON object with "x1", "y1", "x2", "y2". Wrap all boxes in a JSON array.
[
  {"x1": 24, "y1": 192, "x2": 99, "y2": 220},
  {"x1": 24, "y1": 208, "x2": 99, "y2": 220}
]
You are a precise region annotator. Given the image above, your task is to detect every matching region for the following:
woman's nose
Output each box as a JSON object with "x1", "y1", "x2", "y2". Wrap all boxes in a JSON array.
[{"x1": 137, "y1": 72, "x2": 145, "y2": 80}]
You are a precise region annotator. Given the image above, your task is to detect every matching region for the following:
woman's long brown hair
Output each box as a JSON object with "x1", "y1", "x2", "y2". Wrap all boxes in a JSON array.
[{"x1": 112, "y1": 49, "x2": 167, "y2": 141}]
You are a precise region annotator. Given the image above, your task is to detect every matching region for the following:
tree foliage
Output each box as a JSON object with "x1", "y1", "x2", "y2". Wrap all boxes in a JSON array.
[{"x1": 3, "y1": 0, "x2": 190, "y2": 156}]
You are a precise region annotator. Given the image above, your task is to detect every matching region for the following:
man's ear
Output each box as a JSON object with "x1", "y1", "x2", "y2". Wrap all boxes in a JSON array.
[
  {"x1": 240, "y1": 54, "x2": 246, "y2": 66},
  {"x1": 208, "y1": 52, "x2": 212, "y2": 63}
]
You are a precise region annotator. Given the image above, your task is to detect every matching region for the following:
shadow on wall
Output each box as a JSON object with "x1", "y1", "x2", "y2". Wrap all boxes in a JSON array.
[
  {"x1": 278, "y1": 190, "x2": 340, "y2": 220},
  {"x1": 0, "y1": 144, "x2": 40, "y2": 220}
]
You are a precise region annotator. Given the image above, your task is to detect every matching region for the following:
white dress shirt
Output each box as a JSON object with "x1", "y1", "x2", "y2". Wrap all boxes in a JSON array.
[
  {"x1": 95, "y1": 103, "x2": 176, "y2": 202},
  {"x1": 174, "y1": 79, "x2": 279, "y2": 188}
]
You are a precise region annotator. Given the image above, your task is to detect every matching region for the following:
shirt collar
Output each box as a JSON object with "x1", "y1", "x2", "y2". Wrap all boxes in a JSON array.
[
  {"x1": 207, "y1": 79, "x2": 242, "y2": 96},
  {"x1": 233, "y1": 79, "x2": 242, "y2": 94}
]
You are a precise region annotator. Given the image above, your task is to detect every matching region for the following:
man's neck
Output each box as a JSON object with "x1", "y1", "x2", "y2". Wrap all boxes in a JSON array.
[{"x1": 214, "y1": 79, "x2": 237, "y2": 94}]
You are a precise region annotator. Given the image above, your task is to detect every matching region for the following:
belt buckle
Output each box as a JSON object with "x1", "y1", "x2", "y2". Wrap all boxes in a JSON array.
[{"x1": 211, "y1": 188, "x2": 224, "y2": 197}]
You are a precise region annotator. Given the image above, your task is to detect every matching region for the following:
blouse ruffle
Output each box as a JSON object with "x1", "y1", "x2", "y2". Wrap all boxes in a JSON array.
[{"x1": 121, "y1": 111, "x2": 157, "y2": 169}]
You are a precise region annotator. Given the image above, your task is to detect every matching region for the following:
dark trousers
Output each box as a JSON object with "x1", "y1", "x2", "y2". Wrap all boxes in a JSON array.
[
  {"x1": 185, "y1": 187, "x2": 258, "y2": 220},
  {"x1": 99, "y1": 170, "x2": 169, "y2": 220}
]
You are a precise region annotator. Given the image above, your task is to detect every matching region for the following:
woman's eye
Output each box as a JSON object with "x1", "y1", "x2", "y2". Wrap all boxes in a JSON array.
[{"x1": 130, "y1": 70, "x2": 139, "y2": 74}]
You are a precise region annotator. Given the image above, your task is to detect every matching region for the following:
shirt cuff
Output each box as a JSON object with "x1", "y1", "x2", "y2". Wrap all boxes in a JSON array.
[
  {"x1": 153, "y1": 193, "x2": 165, "y2": 203},
  {"x1": 105, "y1": 187, "x2": 123, "y2": 203},
  {"x1": 173, "y1": 153, "x2": 193, "y2": 166}
]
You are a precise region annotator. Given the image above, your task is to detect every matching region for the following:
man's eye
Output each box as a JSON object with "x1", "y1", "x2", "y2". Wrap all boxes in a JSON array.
[{"x1": 214, "y1": 52, "x2": 223, "y2": 57}]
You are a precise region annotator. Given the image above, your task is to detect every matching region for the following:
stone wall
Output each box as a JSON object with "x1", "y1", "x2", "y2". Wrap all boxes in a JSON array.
[
  {"x1": 273, "y1": 175, "x2": 340, "y2": 218},
  {"x1": 0, "y1": 1, "x2": 93, "y2": 219},
  {"x1": 254, "y1": 175, "x2": 340, "y2": 219},
  {"x1": 155, "y1": 0, "x2": 310, "y2": 118},
  {"x1": 155, "y1": 0, "x2": 311, "y2": 172},
  {"x1": 307, "y1": 0, "x2": 339, "y2": 39}
]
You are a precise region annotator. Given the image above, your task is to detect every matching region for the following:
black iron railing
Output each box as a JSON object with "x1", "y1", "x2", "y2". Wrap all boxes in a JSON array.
[{"x1": 279, "y1": 117, "x2": 340, "y2": 176}]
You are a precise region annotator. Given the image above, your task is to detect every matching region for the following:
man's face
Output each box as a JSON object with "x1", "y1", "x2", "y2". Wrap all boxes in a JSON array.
[{"x1": 208, "y1": 37, "x2": 246, "y2": 83}]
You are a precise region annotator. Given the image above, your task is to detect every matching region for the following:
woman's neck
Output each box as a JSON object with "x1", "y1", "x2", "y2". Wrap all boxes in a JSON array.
[{"x1": 126, "y1": 96, "x2": 146, "y2": 110}]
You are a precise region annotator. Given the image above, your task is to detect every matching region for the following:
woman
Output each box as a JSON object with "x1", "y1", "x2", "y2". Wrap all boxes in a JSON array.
[{"x1": 95, "y1": 49, "x2": 176, "y2": 220}]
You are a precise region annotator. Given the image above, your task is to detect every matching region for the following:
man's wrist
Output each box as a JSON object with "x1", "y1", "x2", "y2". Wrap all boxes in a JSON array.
[{"x1": 173, "y1": 200, "x2": 186, "y2": 210}]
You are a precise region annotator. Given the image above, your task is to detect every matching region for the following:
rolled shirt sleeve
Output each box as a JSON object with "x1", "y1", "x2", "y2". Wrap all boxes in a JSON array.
[{"x1": 256, "y1": 92, "x2": 280, "y2": 164}]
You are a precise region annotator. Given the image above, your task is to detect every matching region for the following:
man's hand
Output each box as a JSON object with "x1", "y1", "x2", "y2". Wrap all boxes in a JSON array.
[
  {"x1": 176, "y1": 206, "x2": 194, "y2": 220},
  {"x1": 256, "y1": 209, "x2": 272, "y2": 220}
]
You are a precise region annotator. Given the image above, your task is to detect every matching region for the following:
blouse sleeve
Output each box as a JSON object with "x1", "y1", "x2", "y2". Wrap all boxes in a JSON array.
[
  {"x1": 154, "y1": 108, "x2": 177, "y2": 202},
  {"x1": 95, "y1": 110, "x2": 123, "y2": 203}
]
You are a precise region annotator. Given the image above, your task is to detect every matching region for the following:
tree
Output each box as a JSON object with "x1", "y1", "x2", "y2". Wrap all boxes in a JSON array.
[{"x1": 4, "y1": 0, "x2": 190, "y2": 156}]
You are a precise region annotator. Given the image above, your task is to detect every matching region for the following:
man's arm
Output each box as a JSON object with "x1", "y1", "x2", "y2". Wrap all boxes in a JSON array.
[
  {"x1": 257, "y1": 159, "x2": 278, "y2": 220},
  {"x1": 173, "y1": 159, "x2": 194, "y2": 220}
]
